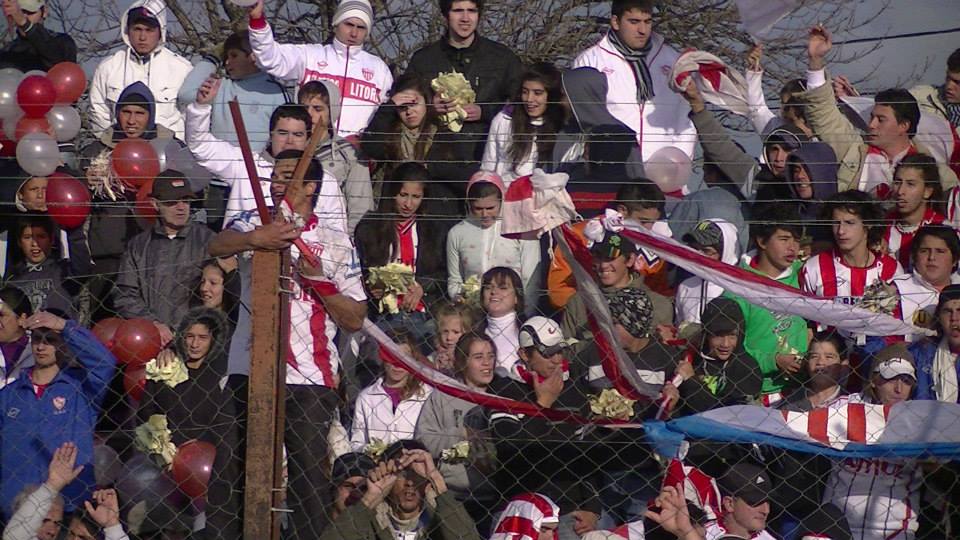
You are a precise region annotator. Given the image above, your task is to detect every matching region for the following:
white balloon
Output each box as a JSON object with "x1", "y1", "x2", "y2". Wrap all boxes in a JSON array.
[
  {"x1": 150, "y1": 137, "x2": 172, "y2": 171},
  {"x1": 0, "y1": 74, "x2": 21, "y2": 121},
  {"x1": 46, "y1": 105, "x2": 82, "y2": 142},
  {"x1": 3, "y1": 112, "x2": 21, "y2": 140},
  {"x1": 21, "y1": 69, "x2": 46, "y2": 80},
  {"x1": 0, "y1": 68, "x2": 22, "y2": 79},
  {"x1": 645, "y1": 146, "x2": 693, "y2": 194},
  {"x1": 16, "y1": 132, "x2": 60, "y2": 177}
]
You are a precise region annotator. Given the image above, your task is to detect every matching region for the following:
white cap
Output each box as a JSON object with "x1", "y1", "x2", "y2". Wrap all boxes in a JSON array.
[
  {"x1": 519, "y1": 316, "x2": 577, "y2": 355},
  {"x1": 873, "y1": 357, "x2": 916, "y2": 380},
  {"x1": 332, "y1": 0, "x2": 372, "y2": 29}
]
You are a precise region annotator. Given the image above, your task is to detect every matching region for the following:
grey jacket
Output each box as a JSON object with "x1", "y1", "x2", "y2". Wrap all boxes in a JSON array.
[
  {"x1": 414, "y1": 390, "x2": 497, "y2": 501},
  {"x1": 113, "y1": 222, "x2": 213, "y2": 327},
  {"x1": 318, "y1": 491, "x2": 481, "y2": 540}
]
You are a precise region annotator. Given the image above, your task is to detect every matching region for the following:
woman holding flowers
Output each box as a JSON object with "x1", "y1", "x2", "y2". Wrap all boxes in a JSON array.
[{"x1": 354, "y1": 162, "x2": 450, "y2": 347}]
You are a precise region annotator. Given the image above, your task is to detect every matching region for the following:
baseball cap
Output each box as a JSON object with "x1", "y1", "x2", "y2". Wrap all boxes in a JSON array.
[
  {"x1": 127, "y1": 6, "x2": 160, "y2": 28},
  {"x1": 150, "y1": 170, "x2": 198, "y2": 201},
  {"x1": 590, "y1": 230, "x2": 637, "y2": 260},
  {"x1": 18, "y1": 0, "x2": 45, "y2": 12},
  {"x1": 871, "y1": 344, "x2": 916, "y2": 381},
  {"x1": 683, "y1": 220, "x2": 724, "y2": 251},
  {"x1": 519, "y1": 316, "x2": 577, "y2": 356},
  {"x1": 332, "y1": 452, "x2": 376, "y2": 484},
  {"x1": 717, "y1": 463, "x2": 773, "y2": 506}
]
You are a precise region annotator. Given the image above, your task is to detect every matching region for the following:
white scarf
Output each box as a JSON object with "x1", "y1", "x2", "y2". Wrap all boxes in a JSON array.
[
  {"x1": 486, "y1": 312, "x2": 520, "y2": 380},
  {"x1": 933, "y1": 337, "x2": 960, "y2": 403}
]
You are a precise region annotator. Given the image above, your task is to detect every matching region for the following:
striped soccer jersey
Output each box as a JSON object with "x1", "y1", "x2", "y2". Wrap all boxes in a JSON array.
[{"x1": 800, "y1": 250, "x2": 903, "y2": 305}]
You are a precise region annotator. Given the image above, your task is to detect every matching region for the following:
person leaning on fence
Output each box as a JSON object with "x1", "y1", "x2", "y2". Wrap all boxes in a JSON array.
[
  {"x1": 207, "y1": 150, "x2": 365, "y2": 539},
  {"x1": 246, "y1": 0, "x2": 392, "y2": 137},
  {"x1": 113, "y1": 171, "x2": 213, "y2": 344},
  {"x1": 354, "y1": 162, "x2": 449, "y2": 345},
  {"x1": 0, "y1": 311, "x2": 116, "y2": 520},
  {"x1": 320, "y1": 440, "x2": 483, "y2": 540},
  {"x1": 726, "y1": 204, "x2": 807, "y2": 406},
  {"x1": 415, "y1": 332, "x2": 499, "y2": 530},
  {"x1": 486, "y1": 316, "x2": 603, "y2": 540},
  {"x1": 5, "y1": 214, "x2": 91, "y2": 320},
  {"x1": 361, "y1": 74, "x2": 480, "y2": 199},
  {"x1": 298, "y1": 80, "x2": 375, "y2": 237},
  {"x1": 87, "y1": 0, "x2": 193, "y2": 139},
  {"x1": 822, "y1": 345, "x2": 924, "y2": 540},
  {"x1": 406, "y1": 0, "x2": 524, "y2": 159}
]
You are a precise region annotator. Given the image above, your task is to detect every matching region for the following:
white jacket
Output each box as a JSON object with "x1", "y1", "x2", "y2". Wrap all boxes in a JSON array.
[
  {"x1": 674, "y1": 219, "x2": 740, "y2": 325},
  {"x1": 185, "y1": 102, "x2": 274, "y2": 227},
  {"x1": 573, "y1": 33, "x2": 695, "y2": 161},
  {"x1": 87, "y1": 0, "x2": 193, "y2": 139},
  {"x1": 249, "y1": 21, "x2": 393, "y2": 137},
  {"x1": 350, "y1": 378, "x2": 431, "y2": 451},
  {"x1": 480, "y1": 110, "x2": 539, "y2": 186}
]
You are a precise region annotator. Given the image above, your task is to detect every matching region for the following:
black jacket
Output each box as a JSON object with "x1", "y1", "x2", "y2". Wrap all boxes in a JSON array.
[
  {"x1": 406, "y1": 35, "x2": 523, "y2": 153},
  {"x1": 361, "y1": 103, "x2": 480, "y2": 200},
  {"x1": 353, "y1": 214, "x2": 450, "y2": 315},
  {"x1": 5, "y1": 226, "x2": 92, "y2": 318},
  {"x1": 0, "y1": 22, "x2": 76, "y2": 72},
  {"x1": 486, "y1": 375, "x2": 604, "y2": 515},
  {"x1": 138, "y1": 308, "x2": 236, "y2": 446}
]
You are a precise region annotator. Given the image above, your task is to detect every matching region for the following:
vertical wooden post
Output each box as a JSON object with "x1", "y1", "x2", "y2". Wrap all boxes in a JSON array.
[{"x1": 244, "y1": 250, "x2": 287, "y2": 539}]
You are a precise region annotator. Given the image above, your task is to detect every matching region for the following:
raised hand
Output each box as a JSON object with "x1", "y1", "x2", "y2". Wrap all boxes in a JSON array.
[
  {"x1": 362, "y1": 459, "x2": 399, "y2": 509},
  {"x1": 23, "y1": 311, "x2": 67, "y2": 332},
  {"x1": 532, "y1": 369, "x2": 563, "y2": 409},
  {"x1": 747, "y1": 43, "x2": 763, "y2": 72},
  {"x1": 644, "y1": 486, "x2": 698, "y2": 539},
  {"x1": 808, "y1": 25, "x2": 832, "y2": 70},
  {"x1": 46, "y1": 442, "x2": 84, "y2": 492},
  {"x1": 249, "y1": 0, "x2": 264, "y2": 20},
  {"x1": 196, "y1": 77, "x2": 222, "y2": 105},
  {"x1": 84, "y1": 489, "x2": 121, "y2": 528}
]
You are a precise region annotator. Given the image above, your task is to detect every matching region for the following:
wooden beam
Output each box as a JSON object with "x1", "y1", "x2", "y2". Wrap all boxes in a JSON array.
[{"x1": 243, "y1": 250, "x2": 284, "y2": 540}]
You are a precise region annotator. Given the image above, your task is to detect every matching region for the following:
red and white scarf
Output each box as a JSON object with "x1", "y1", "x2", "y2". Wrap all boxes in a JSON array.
[{"x1": 490, "y1": 493, "x2": 561, "y2": 540}]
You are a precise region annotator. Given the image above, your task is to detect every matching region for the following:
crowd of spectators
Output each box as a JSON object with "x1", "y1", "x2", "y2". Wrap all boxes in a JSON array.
[{"x1": 1, "y1": 0, "x2": 960, "y2": 539}]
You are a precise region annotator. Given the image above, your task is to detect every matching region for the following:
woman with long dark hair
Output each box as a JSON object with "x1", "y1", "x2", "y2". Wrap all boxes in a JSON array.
[
  {"x1": 354, "y1": 162, "x2": 449, "y2": 343},
  {"x1": 361, "y1": 74, "x2": 478, "y2": 199},
  {"x1": 479, "y1": 266, "x2": 525, "y2": 379},
  {"x1": 481, "y1": 63, "x2": 565, "y2": 186}
]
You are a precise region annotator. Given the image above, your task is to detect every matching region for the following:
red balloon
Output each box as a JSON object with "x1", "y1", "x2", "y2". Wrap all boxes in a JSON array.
[
  {"x1": 112, "y1": 139, "x2": 160, "y2": 190},
  {"x1": 113, "y1": 318, "x2": 162, "y2": 367},
  {"x1": 45, "y1": 172, "x2": 91, "y2": 229},
  {"x1": 0, "y1": 120, "x2": 14, "y2": 157},
  {"x1": 134, "y1": 179, "x2": 158, "y2": 224},
  {"x1": 92, "y1": 317, "x2": 124, "y2": 350},
  {"x1": 14, "y1": 116, "x2": 50, "y2": 140},
  {"x1": 171, "y1": 440, "x2": 215, "y2": 501},
  {"x1": 47, "y1": 62, "x2": 87, "y2": 105},
  {"x1": 16, "y1": 75, "x2": 56, "y2": 118},
  {"x1": 123, "y1": 365, "x2": 146, "y2": 401}
]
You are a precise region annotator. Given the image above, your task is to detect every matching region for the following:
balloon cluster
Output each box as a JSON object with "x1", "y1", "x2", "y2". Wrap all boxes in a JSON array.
[
  {"x1": 93, "y1": 317, "x2": 163, "y2": 401},
  {"x1": 0, "y1": 62, "x2": 86, "y2": 173}
]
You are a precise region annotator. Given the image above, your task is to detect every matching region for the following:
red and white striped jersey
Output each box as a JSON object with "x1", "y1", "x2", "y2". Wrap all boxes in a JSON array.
[
  {"x1": 704, "y1": 521, "x2": 777, "y2": 540},
  {"x1": 946, "y1": 186, "x2": 960, "y2": 226},
  {"x1": 819, "y1": 394, "x2": 922, "y2": 540},
  {"x1": 882, "y1": 208, "x2": 945, "y2": 271},
  {"x1": 800, "y1": 250, "x2": 903, "y2": 305},
  {"x1": 891, "y1": 271, "x2": 960, "y2": 340},
  {"x1": 662, "y1": 459, "x2": 722, "y2": 523},
  {"x1": 227, "y1": 174, "x2": 365, "y2": 387}
]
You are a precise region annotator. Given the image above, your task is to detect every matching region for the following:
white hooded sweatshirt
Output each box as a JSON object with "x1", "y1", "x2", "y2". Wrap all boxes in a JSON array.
[
  {"x1": 88, "y1": 0, "x2": 193, "y2": 140},
  {"x1": 675, "y1": 219, "x2": 740, "y2": 325}
]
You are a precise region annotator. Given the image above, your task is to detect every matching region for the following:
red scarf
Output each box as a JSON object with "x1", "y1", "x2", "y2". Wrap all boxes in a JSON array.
[
  {"x1": 395, "y1": 217, "x2": 417, "y2": 269},
  {"x1": 514, "y1": 360, "x2": 570, "y2": 386}
]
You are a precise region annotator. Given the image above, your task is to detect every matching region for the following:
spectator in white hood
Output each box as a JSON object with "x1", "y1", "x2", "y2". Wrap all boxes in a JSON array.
[{"x1": 88, "y1": 0, "x2": 193, "y2": 139}]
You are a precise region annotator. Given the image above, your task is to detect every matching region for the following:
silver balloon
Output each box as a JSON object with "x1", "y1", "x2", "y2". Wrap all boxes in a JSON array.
[
  {"x1": 46, "y1": 105, "x2": 82, "y2": 142},
  {"x1": 16, "y1": 132, "x2": 61, "y2": 177},
  {"x1": 0, "y1": 73, "x2": 21, "y2": 121},
  {"x1": 2, "y1": 112, "x2": 20, "y2": 140},
  {"x1": 21, "y1": 69, "x2": 46, "y2": 80},
  {"x1": 0, "y1": 68, "x2": 22, "y2": 79},
  {"x1": 150, "y1": 137, "x2": 173, "y2": 171}
]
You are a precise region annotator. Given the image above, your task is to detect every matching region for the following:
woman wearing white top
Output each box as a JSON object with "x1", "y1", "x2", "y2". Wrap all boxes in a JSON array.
[
  {"x1": 480, "y1": 63, "x2": 565, "y2": 187},
  {"x1": 479, "y1": 267, "x2": 526, "y2": 380},
  {"x1": 446, "y1": 171, "x2": 541, "y2": 313},
  {"x1": 350, "y1": 331, "x2": 432, "y2": 452}
]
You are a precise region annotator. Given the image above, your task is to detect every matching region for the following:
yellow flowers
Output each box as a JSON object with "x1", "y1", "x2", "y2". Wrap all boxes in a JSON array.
[
  {"x1": 134, "y1": 415, "x2": 177, "y2": 468},
  {"x1": 440, "y1": 441, "x2": 471, "y2": 463},
  {"x1": 366, "y1": 263, "x2": 416, "y2": 314},
  {"x1": 461, "y1": 274, "x2": 482, "y2": 307},
  {"x1": 860, "y1": 280, "x2": 898, "y2": 315},
  {"x1": 589, "y1": 388, "x2": 637, "y2": 421},
  {"x1": 364, "y1": 437, "x2": 389, "y2": 459},
  {"x1": 431, "y1": 71, "x2": 476, "y2": 133},
  {"x1": 145, "y1": 356, "x2": 189, "y2": 388}
]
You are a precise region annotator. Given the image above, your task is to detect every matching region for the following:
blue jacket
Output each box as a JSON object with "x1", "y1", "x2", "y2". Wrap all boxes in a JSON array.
[
  {"x1": 908, "y1": 339, "x2": 960, "y2": 403},
  {"x1": 178, "y1": 60, "x2": 291, "y2": 153},
  {"x1": 0, "y1": 322, "x2": 116, "y2": 519}
]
